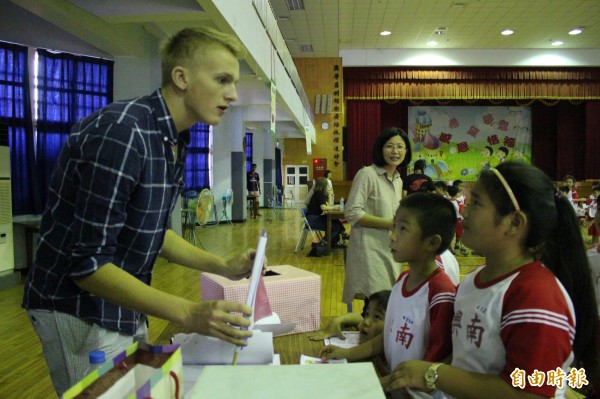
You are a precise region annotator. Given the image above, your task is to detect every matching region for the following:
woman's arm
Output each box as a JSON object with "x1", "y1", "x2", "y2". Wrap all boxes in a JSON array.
[{"x1": 344, "y1": 168, "x2": 393, "y2": 230}]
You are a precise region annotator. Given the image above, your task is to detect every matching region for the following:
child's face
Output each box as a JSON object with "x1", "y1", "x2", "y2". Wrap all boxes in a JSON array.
[
  {"x1": 565, "y1": 178, "x2": 575, "y2": 188},
  {"x1": 481, "y1": 148, "x2": 490, "y2": 157},
  {"x1": 462, "y1": 181, "x2": 510, "y2": 254},
  {"x1": 390, "y1": 206, "x2": 426, "y2": 263},
  {"x1": 357, "y1": 300, "x2": 386, "y2": 344}
]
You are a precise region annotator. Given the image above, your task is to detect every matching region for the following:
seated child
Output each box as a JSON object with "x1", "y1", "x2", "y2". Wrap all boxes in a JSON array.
[
  {"x1": 308, "y1": 290, "x2": 391, "y2": 344},
  {"x1": 320, "y1": 192, "x2": 458, "y2": 399}
]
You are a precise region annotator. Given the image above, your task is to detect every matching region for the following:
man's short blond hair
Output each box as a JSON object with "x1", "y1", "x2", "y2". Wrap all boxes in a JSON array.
[{"x1": 160, "y1": 26, "x2": 246, "y2": 86}]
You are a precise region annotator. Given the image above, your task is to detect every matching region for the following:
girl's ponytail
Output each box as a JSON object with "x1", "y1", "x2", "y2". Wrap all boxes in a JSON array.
[{"x1": 545, "y1": 193, "x2": 597, "y2": 375}]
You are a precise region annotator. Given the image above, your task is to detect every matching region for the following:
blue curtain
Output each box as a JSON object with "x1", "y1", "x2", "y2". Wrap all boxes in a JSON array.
[
  {"x1": 0, "y1": 41, "x2": 41, "y2": 215},
  {"x1": 35, "y1": 49, "x2": 113, "y2": 203},
  {"x1": 245, "y1": 132, "x2": 253, "y2": 172},
  {"x1": 184, "y1": 123, "x2": 211, "y2": 192}
]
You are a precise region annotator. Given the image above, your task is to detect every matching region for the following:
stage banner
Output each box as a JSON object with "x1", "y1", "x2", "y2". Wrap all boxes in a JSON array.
[{"x1": 407, "y1": 106, "x2": 531, "y2": 181}]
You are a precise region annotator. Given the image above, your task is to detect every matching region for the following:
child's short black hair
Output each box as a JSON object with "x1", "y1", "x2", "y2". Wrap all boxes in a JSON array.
[
  {"x1": 434, "y1": 181, "x2": 448, "y2": 193},
  {"x1": 559, "y1": 185, "x2": 570, "y2": 194},
  {"x1": 447, "y1": 185, "x2": 459, "y2": 198},
  {"x1": 452, "y1": 179, "x2": 463, "y2": 187},
  {"x1": 367, "y1": 290, "x2": 391, "y2": 309},
  {"x1": 414, "y1": 159, "x2": 427, "y2": 173},
  {"x1": 399, "y1": 192, "x2": 457, "y2": 254}
]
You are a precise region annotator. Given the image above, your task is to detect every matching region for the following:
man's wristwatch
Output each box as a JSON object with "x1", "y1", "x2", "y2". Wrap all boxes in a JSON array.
[{"x1": 424, "y1": 362, "x2": 443, "y2": 390}]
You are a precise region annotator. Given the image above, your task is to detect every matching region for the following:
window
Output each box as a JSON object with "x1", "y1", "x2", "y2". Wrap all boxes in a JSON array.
[
  {"x1": 184, "y1": 123, "x2": 212, "y2": 192},
  {"x1": 245, "y1": 132, "x2": 253, "y2": 172},
  {"x1": 0, "y1": 40, "x2": 113, "y2": 215}
]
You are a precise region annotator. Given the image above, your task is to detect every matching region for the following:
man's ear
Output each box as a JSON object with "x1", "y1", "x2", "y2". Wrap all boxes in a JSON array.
[{"x1": 171, "y1": 66, "x2": 188, "y2": 90}]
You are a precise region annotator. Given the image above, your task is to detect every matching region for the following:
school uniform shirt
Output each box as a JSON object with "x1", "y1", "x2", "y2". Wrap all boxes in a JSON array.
[
  {"x1": 450, "y1": 261, "x2": 575, "y2": 398},
  {"x1": 384, "y1": 269, "x2": 456, "y2": 398},
  {"x1": 436, "y1": 250, "x2": 460, "y2": 286},
  {"x1": 587, "y1": 245, "x2": 600, "y2": 318}
]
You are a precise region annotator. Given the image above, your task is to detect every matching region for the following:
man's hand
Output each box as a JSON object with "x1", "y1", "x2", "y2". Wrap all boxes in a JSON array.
[
  {"x1": 184, "y1": 300, "x2": 253, "y2": 346},
  {"x1": 222, "y1": 249, "x2": 268, "y2": 280}
]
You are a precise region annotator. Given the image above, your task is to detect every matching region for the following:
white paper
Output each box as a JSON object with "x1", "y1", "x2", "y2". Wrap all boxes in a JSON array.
[
  {"x1": 246, "y1": 230, "x2": 268, "y2": 327},
  {"x1": 172, "y1": 331, "x2": 274, "y2": 365},
  {"x1": 300, "y1": 354, "x2": 348, "y2": 365},
  {"x1": 324, "y1": 331, "x2": 361, "y2": 348},
  {"x1": 254, "y1": 312, "x2": 296, "y2": 337}
]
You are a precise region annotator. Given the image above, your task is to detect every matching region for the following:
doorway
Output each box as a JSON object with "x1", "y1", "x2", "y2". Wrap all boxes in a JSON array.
[{"x1": 284, "y1": 165, "x2": 309, "y2": 205}]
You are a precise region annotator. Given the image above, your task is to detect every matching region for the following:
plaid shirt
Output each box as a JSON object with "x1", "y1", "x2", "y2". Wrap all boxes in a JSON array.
[{"x1": 22, "y1": 89, "x2": 187, "y2": 334}]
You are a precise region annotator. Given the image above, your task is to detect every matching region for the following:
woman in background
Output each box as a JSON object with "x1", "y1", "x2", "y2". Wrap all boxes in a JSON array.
[{"x1": 342, "y1": 127, "x2": 411, "y2": 308}]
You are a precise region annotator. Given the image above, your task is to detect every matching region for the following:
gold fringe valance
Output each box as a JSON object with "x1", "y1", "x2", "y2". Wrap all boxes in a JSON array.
[{"x1": 344, "y1": 67, "x2": 600, "y2": 100}]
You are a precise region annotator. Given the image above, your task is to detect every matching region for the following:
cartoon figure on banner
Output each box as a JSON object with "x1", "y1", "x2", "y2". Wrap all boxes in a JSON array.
[
  {"x1": 480, "y1": 146, "x2": 493, "y2": 170},
  {"x1": 413, "y1": 109, "x2": 439, "y2": 151},
  {"x1": 422, "y1": 149, "x2": 451, "y2": 180},
  {"x1": 497, "y1": 146, "x2": 509, "y2": 163}
]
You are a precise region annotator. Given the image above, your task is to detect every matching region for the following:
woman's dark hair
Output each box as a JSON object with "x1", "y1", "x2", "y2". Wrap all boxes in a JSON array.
[
  {"x1": 478, "y1": 161, "x2": 597, "y2": 374},
  {"x1": 325, "y1": 170, "x2": 332, "y2": 178},
  {"x1": 414, "y1": 159, "x2": 427, "y2": 173},
  {"x1": 399, "y1": 192, "x2": 457, "y2": 255},
  {"x1": 372, "y1": 127, "x2": 412, "y2": 168}
]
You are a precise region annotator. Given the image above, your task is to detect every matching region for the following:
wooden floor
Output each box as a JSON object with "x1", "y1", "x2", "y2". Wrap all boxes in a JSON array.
[{"x1": 0, "y1": 208, "x2": 485, "y2": 399}]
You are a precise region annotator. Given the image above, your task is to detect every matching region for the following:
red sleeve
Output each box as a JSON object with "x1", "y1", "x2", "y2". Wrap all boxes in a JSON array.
[
  {"x1": 572, "y1": 189, "x2": 579, "y2": 200},
  {"x1": 499, "y1": 268, "x2": 574, "y2": 397},
  {"x1": 424, "y1": 273, "x2": 456, "y2": 362}
]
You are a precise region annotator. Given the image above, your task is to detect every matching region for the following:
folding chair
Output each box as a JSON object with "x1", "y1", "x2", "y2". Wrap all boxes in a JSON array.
[
  {"x1": 294, "y1": 208, "x2": 324, "y2": 253},
  {"x1": 181, "y1": 190, "x2": 198, "y2": 245}
]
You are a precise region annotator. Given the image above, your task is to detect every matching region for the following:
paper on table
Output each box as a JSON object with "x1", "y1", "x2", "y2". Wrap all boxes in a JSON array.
[
  {"x1": 254, "y1": 313, "x2": 296, "y2": 337},
  {"x1": 324, "y1": 331, "x2": 361, "y2": 348},
  {"x1": 300, "y1": 354, "x2": 348, "y2": 365},
  {"x1": 172, "y1": 331, "x2": 274, "y2": 365}
]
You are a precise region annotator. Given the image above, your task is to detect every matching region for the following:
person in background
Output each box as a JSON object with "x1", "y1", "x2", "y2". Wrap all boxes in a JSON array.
[
  {"x1": 325, "y1": 169, "x2": 335, "y2": 205},
  {"x1": 247, "y1": 163, "x2": 262, "y2": 218},
  {"x1": 22, "y1": 27, "x2": 255, "y2": 395},
  {"x1": 586, "y1": 208, "x2": 600, "y2": 397},
  {"x1": 342, "y1": 128, "x2": 411, "y2": 309},
  {"x1": 386, "y1": 162, "x2": 597, "y2": 399},
  {"x1": 403, "y1": 159, "x2": 433, "y2": 197},
  {"x1": 325, "y1": 192, "x2": 457, "y2": 399},
  {"x1": 306, "y1": 177, "x2": 346, "y2": 247},
  {"x1": 586, "y1": 182, "x2": 600, "y2": 246},
  {"x1": 447, "y1": 185, "x2": 467, "y2": 256},
  {"x1": 564, "y1": 174, "x2": 579, "y2": 207},
  {"x1": 452, "y1": 179, "x2": 465, "y2": 204},
  {"x1": 433, "y1": 181, "x2": 449, "y2": 198}
]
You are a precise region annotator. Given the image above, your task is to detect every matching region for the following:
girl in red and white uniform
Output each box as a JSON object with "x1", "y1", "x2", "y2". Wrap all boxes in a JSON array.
[{"x1": 385, "y1": 162, "x2": 598, "y2": 399}]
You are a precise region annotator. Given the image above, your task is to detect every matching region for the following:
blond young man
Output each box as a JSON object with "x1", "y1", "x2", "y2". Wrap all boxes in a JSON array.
[{"x1": 23, "y1": 27, "x2": 255, "y2": 395}]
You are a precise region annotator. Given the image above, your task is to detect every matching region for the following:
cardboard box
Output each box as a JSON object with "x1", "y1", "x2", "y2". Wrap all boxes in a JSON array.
[{"x1": 200, "y1": 265, "x2": 320, "y2": 335}]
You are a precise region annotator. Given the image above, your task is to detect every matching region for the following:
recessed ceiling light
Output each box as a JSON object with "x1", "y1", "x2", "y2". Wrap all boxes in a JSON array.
[
  {"x1": 551, "y1": 41, "x2": 564, "y2": 46},
  {"x1": 501, "y1": 29, "x2": 514, "y2": 36},
  {"x1": 380, "y1": 30, "x2": 391, "y2": 36},
  {"x1": 427, "y1": 40, "x2": 438, "y2": 46},
  {"x1": 569, "y1": 28, "x2": 583, "y2": 35}
]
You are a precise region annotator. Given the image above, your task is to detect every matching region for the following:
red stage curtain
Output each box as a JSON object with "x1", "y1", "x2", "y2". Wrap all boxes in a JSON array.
[
  {"x1": 555, "y1": 102, "x2": 586, "y2": 179},
  {"x1": 585, "y1": 101, "x2": 600, "y2": 178},
  {"x1": 531, "y1": 103, "x2": 557, "y2": 178},
  {"x1": 346, "y1": 101, "x2": 381, "y2": 179},
  {"x1": 344, "y1": 67, "x2": 600, "y2": 100}
]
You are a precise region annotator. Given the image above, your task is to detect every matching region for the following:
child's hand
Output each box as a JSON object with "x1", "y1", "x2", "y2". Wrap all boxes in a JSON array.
[
  {"x1": 318, "y1": 345, "x2": 347, "y2": 359},
  {"x1": 308, "y1": 319, "x2": 345, "y2": 341}
]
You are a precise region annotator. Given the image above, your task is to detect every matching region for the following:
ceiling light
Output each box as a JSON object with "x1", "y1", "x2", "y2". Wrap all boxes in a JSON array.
[
  {"x1": 569, "y1": 28, "x2": 583, "y2": 35},
  {"x1": 434, "y1": 27, "x2": 447, "y2": 35},
  {"x1": 285, "y1": 0, "x2": 305, "y2": 10},
  {"x1": 501, "y1": 29, "x2": 514, "y2": 36},
  {"x1": 551, "y1": 41, "x2": 564, "y2": 46},
  {"x1": 427, "y1": 41, "x2": 438, "y2": 46},
  {"x1": 278, "y1": 15, "x2": 290, "y2": 21},
  {"x1": 300, "y1": 44, "x2": 313, "y2": 52},
  {"x1": 380, "y1": 30, "x2": 391, "y2": 36}
]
